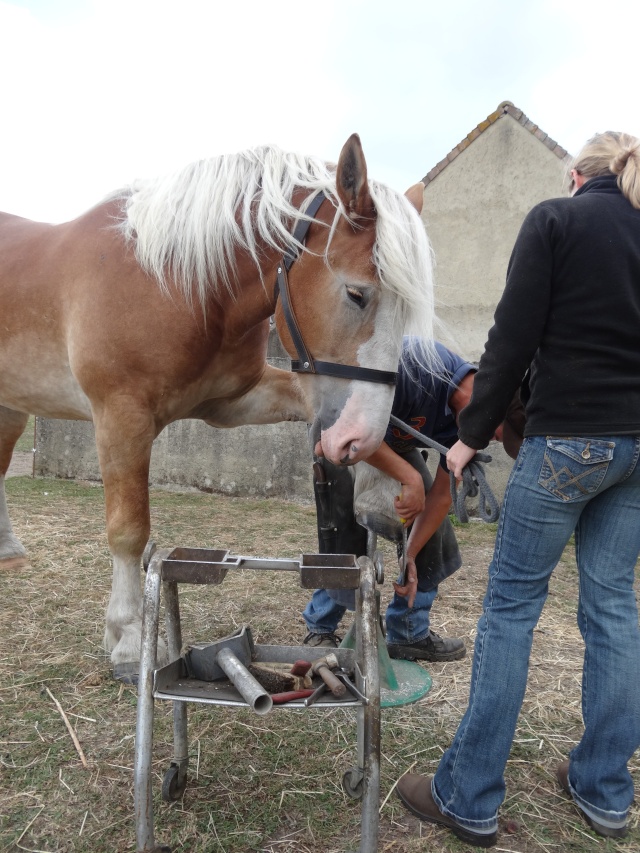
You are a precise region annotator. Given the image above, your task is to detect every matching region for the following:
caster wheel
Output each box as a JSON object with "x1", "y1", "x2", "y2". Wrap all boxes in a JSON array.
[
  {"x1": 162, "y1": 764, "x2": 187, "y2": 802},
  {"x1": 342, "y1": 769, "x2": 364, "y2": 800}
]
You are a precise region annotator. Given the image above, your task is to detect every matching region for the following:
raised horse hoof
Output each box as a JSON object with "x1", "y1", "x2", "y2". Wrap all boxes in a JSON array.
[
  {"x1": 113, "y1": 661, "x2": 140, "y2": 685},
  {"x1": 0, "y1": 555, "x2": 30, "y2": 571}
]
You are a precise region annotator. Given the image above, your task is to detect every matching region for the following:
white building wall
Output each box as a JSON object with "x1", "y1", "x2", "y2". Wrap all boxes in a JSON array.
[{"x1": 424, "y1": 116, "x2": 569, "y2": 361}]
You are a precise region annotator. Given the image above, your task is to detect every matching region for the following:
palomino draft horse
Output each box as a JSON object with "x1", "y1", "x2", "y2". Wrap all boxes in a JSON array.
[{"x1": 0, "y1": 134, "x2": 435, "y2": 678}]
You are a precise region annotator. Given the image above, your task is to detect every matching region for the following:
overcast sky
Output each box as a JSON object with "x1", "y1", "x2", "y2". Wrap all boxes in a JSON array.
[{"x1": 2, "y1": 0, "x2": 639, "y2": 223}]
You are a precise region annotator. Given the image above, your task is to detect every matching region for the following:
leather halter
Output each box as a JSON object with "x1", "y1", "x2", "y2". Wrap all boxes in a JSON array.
[{"x1": 273, "y1": 191, "x2": 398, "y2": 386}]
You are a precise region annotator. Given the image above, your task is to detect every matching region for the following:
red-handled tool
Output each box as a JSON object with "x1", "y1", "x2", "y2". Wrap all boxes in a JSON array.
[{"x1": 271, "y1": 689, "x2": 315, "y2": 704}]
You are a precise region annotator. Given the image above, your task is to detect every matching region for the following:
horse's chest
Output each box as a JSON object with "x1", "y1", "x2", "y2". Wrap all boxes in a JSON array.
[{"x1": 199, "y1": 352, "x2": 265, "y2": 399}]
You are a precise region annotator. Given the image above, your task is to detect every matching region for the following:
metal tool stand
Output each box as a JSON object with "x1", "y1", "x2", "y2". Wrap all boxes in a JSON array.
[{"x1": 134, "y1": 543, "x2": 430, "y2": 853}]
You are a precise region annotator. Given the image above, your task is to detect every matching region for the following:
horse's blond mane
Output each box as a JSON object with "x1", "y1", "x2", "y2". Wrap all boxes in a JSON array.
[{"x1": 120, "y1": 143, "x2": 435, "y2": 350}]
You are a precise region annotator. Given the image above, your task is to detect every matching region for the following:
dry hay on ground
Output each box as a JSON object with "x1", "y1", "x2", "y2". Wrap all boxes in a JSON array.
[{"x1": 0, "y1": 477, "x2": 638, "y2": 852}]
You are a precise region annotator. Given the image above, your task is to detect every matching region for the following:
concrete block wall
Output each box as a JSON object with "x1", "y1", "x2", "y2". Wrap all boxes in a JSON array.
[
  {"x1": 34, "y1": 413, "x2": 515, "y2": 507},
  {"x1": 35, "y1": 416, "x2": 314, "y2": 501}
]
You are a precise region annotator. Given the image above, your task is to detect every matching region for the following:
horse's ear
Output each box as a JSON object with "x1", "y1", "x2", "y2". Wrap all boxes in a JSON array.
[
  {"x1": 336, "y1": 133, "x2": 375, "y2": 221},
  {"x1": 405, "y1": 182, "x2": 424, "y2": 214}
]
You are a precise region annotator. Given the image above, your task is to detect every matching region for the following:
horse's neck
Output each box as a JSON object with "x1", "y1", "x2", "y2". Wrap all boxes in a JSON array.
[{"x1": 213, "y1": 251, "x2": 279, "y2": 340}]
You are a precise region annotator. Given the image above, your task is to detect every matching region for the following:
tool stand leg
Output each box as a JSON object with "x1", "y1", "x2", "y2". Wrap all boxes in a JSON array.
[
  {"x1": 135, "y1": 554, "x2": 163, "y2": 852},
  {"x1": 162, "y1": 581, "x2": 188, "y2": 801},
  {"x1": 356, "y1": 556, "x2": 381, "y2": 853}
]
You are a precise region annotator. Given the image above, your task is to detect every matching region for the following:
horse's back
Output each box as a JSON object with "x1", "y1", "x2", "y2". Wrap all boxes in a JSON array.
[
  {"x1": 0, "y1": 205, "x2": 124, "y2": 419},
  {"x1": 0, "y1": 210, "x2": 57, "y2": 261},
  {"x1": 0, "y1": 206, "x2": 103, "y2": 288}
]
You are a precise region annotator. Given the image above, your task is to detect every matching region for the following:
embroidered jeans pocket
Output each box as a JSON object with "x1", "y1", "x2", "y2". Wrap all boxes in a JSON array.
[{"x1": 538, "y1": 437, "x2": 614, "y2": 501}]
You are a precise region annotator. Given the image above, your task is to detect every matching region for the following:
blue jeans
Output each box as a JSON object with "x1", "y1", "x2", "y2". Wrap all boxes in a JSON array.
[
  {"x1": 303, "y1": 585, "x2": 438, "y2": 643},
  {"x1": 433, "y1": 435, "x2": 640, "y2": 834}
]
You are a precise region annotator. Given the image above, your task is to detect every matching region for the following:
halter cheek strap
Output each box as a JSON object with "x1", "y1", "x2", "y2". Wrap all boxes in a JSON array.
[{"x1": 273, "y1": 190, "x2": 398, "y2": 386}]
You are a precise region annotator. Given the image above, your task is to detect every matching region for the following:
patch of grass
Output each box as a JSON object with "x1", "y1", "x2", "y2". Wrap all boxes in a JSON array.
[{"x1": 0, "y1": 478, "x2": 638, "y2": 852}]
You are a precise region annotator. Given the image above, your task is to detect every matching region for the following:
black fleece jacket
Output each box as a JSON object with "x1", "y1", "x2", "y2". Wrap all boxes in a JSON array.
[{"x1": 458, "y1": 175, "x2": 640, "y2": 449}]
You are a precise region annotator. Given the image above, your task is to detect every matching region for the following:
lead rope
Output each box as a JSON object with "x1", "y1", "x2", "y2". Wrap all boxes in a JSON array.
[{"x1": 389, "y1": 415, "x2": 500, "y2": 523}]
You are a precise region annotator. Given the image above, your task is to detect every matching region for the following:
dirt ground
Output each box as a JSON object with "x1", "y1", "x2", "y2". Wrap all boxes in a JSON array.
[{"x1": 1, "y1": 472, "x2": 638, "y2": 853}]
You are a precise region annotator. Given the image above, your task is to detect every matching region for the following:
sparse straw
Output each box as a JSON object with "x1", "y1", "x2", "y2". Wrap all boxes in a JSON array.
[
  {"x1": 379, "y1": 760, "x2": 417, "y2": 812},
  {"x1": 44, "y1": 685, "x2": 88, "y2": 768}
]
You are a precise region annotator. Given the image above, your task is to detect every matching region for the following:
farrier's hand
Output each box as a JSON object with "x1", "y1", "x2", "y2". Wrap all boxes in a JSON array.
[
  {"x1": 393, "y1": 555, "x2": 418, "y2": 609},
  {"x1": 394, "y1": 475, "x2": 425, "y2": 524},
  {"x1": 446, "y1": 440, "x2": 478, "y2": 481}
]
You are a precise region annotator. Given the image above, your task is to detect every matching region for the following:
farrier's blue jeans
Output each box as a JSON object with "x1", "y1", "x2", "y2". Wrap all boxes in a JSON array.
[
  {"x1": 302, "y1": 585, "x2": 438, "y2": 643},
  {"x1": 433, "y1": 435, "x2": 640, "y2": 834}
]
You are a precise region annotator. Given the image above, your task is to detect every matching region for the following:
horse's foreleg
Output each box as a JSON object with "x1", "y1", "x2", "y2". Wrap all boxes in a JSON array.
[
  {"x1": 203, "y1": 365, "x2": 312, "y2": 427},
  {"x1": 0, "y1": 407, "x2": 29, "y2": 568},
  {"x1": 93, "y1": 404, "x2": 167, "y2": 673}
]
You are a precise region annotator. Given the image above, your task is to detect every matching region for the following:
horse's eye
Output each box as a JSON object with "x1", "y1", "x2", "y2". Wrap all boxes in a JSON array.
[{"x1": 346, "y1": 286, "x2": 365, "y2": 307}]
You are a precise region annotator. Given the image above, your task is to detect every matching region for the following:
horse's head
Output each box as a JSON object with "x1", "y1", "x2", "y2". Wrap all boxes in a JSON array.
[
  {"x1": 123, "y1": 137, "x2": 434, "y2": 466},
  {"x1": 275, "y1": 134, "x2": 435, "y2": 466}
]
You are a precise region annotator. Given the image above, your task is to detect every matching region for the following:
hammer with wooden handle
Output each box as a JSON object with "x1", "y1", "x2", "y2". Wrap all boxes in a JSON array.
[{"x1": 311, "y1": 653, "x2": 346, "y2": 697}]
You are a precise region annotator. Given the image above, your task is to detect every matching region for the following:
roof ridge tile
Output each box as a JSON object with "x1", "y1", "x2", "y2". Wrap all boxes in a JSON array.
[{"x1": 421, "y1": 101, "x2": 571, "y2": 186}]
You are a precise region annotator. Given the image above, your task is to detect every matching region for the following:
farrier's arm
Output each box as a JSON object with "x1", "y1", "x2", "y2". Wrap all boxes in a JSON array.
[
  {"x1": 405, "y1": 464, "x2": 452, "y2": 559},
  {"x1": 393, "y1": 464, "x2": 452, "y2": 607},
  {"x1": 363, "y1": 441, "x2": 425, "y2": 523}
]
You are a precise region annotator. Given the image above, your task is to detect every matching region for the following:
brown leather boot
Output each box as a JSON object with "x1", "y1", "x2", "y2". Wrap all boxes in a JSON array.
[
  {"x1": 556, "y1": 760, "x2": 628, "y2": 838},
  {"x1": 396, "y1": 773, "x2": 498, "y2": 848}
]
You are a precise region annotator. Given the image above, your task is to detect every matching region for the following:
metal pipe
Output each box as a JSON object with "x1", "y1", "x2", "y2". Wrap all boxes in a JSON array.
[
  {"x1": 357, "y1": 555, "x2": 380, "y2": 853},
  {"x1": 215, "y1": 647, "x2": 273, "y2": 715},
  {"x1": 134, "y1": 551, "x2": 164, "y2": 852},
  {"x1": 164, "y1": 581, "x2": 189, "y2": 784}
]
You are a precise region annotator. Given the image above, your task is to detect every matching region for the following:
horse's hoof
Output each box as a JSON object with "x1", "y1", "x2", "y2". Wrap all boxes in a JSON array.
[
  {"x1": 113, "y1": 661, "x2": 139, "y2": 685},
  {"x1": 0, "y1": 555, "x2": 30, "y2": 571}
]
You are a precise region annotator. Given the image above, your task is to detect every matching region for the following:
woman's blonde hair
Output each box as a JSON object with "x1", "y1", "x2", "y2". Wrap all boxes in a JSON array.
[{"x1": 572, "y1": 131, "x2": 640, "y2": 209}]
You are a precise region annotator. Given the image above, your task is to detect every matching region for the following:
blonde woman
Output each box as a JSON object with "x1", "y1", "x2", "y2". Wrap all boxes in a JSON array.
[{"x1": 397, "y1": 132, "x2": 640, "y2": 846}]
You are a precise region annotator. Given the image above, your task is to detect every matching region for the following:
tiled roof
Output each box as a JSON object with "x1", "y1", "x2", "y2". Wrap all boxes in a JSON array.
[{"x1": 422, "y1": 101, "x2": 572, "y2": 186}]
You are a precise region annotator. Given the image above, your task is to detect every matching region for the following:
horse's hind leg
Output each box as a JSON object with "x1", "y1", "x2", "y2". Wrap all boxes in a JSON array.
[{"x1": 0, "y1": 406, "x2": 29, "y2": 568}]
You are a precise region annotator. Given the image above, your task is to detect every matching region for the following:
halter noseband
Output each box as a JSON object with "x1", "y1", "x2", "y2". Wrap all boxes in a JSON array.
[{"x1": 273, "y1": 191, "x2": 398, "y2": 386}]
